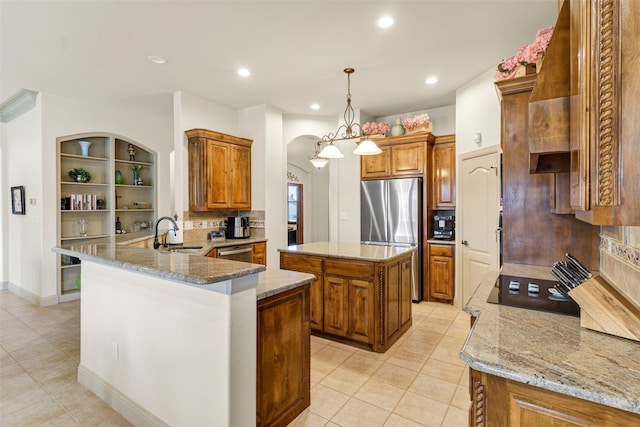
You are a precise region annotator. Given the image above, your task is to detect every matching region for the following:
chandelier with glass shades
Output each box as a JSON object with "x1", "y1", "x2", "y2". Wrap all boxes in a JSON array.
[
  {"x1": 308, "y1": 141, "x2": 329, "y2": 169},
  {"x1": 313, "y1": 68, "x2": 383, "y2": 164}
]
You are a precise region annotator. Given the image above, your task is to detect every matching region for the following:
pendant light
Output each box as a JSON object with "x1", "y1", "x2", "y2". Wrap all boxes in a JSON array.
[
  {"x1": 317, "y1": 68, "x2": 381, "y2": 158},
  {"x1": 309, "y1": 142, "x2": 330, "y2": 168}
]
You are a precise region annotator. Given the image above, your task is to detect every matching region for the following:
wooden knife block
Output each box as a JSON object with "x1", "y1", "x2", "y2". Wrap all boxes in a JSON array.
[{"x1": 568, "y1": 276, "x2": 640, "y2": 342}]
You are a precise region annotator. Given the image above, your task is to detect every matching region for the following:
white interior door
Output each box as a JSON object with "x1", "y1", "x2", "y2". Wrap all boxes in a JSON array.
[{"x1": 457, "y1": 146, "x2": 501, "y2": 308}]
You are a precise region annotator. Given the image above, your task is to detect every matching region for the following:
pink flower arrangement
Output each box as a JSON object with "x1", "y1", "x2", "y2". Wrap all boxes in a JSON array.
[
  {"x1": 362, "y1": 121, "x2": 391, "y2": 135},
  {"x1": 402, "y1": 113, "x2": 431, "y2": 132},
  {"x1": 495, "y1": 26, "x2": 554, "y2": 81}
]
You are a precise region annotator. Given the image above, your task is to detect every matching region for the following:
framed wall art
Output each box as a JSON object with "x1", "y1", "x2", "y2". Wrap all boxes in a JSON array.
[{"x1": 11, "y1": 186, "x2": 25, "y2": 215}]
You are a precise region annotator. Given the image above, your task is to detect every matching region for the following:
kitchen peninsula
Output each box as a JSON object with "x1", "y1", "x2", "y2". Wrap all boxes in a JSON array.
[
  {"x1": 279, "y1": 242, "x2": 415, "y2": 352},
  {"x1": 53, "y1": 238, "x2": 315, "y2": 427},
  {"x1": 461, "y1": 264, "x2": 640, "y2": 426}
]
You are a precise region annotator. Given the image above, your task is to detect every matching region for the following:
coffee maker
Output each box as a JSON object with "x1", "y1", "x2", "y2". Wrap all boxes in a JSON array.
[
  {"x1": 433, "y1": 215, "x2": 455, "y2": 240},
  {"x1": 225, "y1": 216, "x2": 250, "y2": 239}
]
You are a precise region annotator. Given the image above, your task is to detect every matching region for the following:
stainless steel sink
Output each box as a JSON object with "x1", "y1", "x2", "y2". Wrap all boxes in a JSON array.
[{"x1": 159, "y1": 246, "x2": 203, "y2": 254}]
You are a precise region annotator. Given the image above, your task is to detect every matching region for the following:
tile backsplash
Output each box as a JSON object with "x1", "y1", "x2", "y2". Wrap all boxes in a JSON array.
[
  {"x1": 180, "y1": 210, "x2": 265, "y2": 238},
  {"x1": 599, "y1": 226, "x2": 640, "y2": 309}
]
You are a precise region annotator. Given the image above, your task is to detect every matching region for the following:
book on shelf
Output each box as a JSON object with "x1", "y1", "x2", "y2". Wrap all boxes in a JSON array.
[{"x1": 62, "y1": 194, "x2": 105, "y2": 211}]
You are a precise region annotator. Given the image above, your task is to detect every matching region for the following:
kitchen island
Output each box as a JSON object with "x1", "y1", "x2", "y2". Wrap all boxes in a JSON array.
[
  {"x1": 279, "y1": 242, "x2": 415, "y2": 352},
  {"x1": 53, "y1": 239, "x2": 314, "y2": 427},
  {"x1": 461, "y1": 263, "x2": 640, "y2": 426}
]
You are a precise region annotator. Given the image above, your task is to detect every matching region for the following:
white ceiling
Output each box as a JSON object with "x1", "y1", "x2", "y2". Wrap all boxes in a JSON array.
[{"x1": 1, "y1": 1, "x2": 558, "y2": 118}]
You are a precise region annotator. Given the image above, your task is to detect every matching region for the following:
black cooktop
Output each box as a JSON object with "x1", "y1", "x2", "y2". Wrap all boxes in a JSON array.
[{"x1": 487, "y1": 274, "x2": 580, "y2": 317}]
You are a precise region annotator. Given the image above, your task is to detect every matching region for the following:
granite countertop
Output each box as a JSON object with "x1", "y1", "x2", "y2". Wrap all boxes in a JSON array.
[
  {"x1": 114, "y1": 231, "x2": 267, "y2": 255},
  {"x1": 278, "y1": 241, "x2": 415, "y2": 262},
  {"x1": 53, "y1": 237, "x2": 265, "y2": 286},
  {"x1": 460, "y1": 263, "x2": 640, "y2": 415},
  {"x1": 256, "y1": 269, "x2": 316, "y2": 301}
]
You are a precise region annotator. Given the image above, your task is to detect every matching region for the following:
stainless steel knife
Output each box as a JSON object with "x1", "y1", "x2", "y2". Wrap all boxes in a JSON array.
[
  {"x1": 566, "y1": 253, "x2": 593, "y2": 279},
  {"x1": 555, "y1": 262, "x2": 583, "y2": 287}
]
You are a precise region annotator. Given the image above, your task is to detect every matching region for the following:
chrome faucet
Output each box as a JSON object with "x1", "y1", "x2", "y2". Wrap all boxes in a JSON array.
[{"x1": 153, "y1": 216, "x2": 179, "y2": 249}]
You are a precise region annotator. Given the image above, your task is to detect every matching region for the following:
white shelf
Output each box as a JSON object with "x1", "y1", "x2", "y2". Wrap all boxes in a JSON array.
[
  {"x1": 61, "y1": 153, "x2": 109, "y2": 162},
  {"x1": 57, "y1": 133, "x2": 157, "y2": 300},
  {"x1": 114, "y1": 158, "x2": 153, "y2": 166},
  {"x1": 60, "y1": 234, "x2": 110, "y2": 242}
]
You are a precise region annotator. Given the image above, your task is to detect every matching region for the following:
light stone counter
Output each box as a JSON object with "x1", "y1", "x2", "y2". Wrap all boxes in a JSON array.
[
  {"x1": 460, "y1": 263, "x2": 640, "y2": 415},
  {"x1": 256, "y1": 269, "x2": 316, "y2": 301},
  {"x1": 278, "y1": 241, "x2": 415, "y2": 262},
  {"x1": 53, "y1": 237, "x2": 265, "y2": 287}
]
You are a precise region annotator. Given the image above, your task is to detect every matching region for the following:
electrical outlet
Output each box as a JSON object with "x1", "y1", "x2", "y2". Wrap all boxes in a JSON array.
[{"x1": 111, "y1": 342, "x2": 119, "y2": 361}]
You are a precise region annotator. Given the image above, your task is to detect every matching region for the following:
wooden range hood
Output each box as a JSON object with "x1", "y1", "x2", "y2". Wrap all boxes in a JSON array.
[{"x1": 528, "y1": 0, "x2": 571, "y2": 174}]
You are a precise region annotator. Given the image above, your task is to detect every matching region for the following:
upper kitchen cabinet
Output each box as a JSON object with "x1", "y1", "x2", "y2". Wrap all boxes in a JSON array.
[
  {"x1": 360, "y1": 133, "x2": 434, "y2": 180},
  {"x1": 568, "y1": 0, "x2": 640, "y2": 225},
  {"x1": 431, "y1": 135, "x2": 456, "y2": 209},
  {"x1": 531, "y1": 0, "x2": 640, "y2": 225},
  {"x1": 186, "y1": 129, "x2": 252, "y2": 211}
]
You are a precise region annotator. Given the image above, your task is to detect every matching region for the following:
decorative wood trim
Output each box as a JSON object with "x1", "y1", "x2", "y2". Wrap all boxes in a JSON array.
[
  {"x1": 472, "y1": 376, "x2": 486, "y2": 427},
  {"x1": 494, "y1": 75, "x2": 537, "y2": 101},
  {"x1": 595, "y1": 0, "x2": 620, "y2": 207},
  {"x1": 377, "y1": 266, "x2": 385, "y2": 346}
]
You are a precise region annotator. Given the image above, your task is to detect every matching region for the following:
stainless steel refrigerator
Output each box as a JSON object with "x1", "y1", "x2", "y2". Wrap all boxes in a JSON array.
[{"x1": 361, "y1": 178, "x2": 423, "y2": 301}]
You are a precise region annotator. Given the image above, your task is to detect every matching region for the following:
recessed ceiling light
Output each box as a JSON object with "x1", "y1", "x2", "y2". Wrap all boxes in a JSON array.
[
  {"x1": 376, "y1": 16, "x2": 394, "y2": 29},
  {"x1": 310, "y1": 103, "x2": 320, "y2": 110},
  {"x1": 237, "y1": 68, "x2": 251, "y2": 77},
  {"x1": 147, "y1": 55, "x2": 167, "y2": 65},
  {"x1": 425, "y1": 76, "x2": 438, "y2": 85}
]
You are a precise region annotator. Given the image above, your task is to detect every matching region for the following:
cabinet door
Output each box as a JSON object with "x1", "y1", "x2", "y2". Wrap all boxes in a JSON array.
[
  {"x1": 309, "y1": 276, "x2": 324, "y2": 331},
  {"x1": 432, "y1": 143, "x2": 456, "y2": 208},
  {"x1": 400, "y1": 256, "x2": 412, "y2": 326},
  {"x1": 386, "y1": 261, "x2": 400, "y2": 339},
  {"x1": 229, "y1": 144, "x2": 251, "y2": 209},
  {"x1": 252, "y1": 241, "x2": 266, "y2": 266},
  {"x1": 391, "y1": 142, "x2": 425, "y2": 176},
  {"x1": 257, "y1": 285, "x2": 310, "y2": 427},
  {"x1": 361, "y1": 147, "x2": 391, "y2": 179},
  {"x1": 429, "y1": 253, "x2": 454, "y2": 301},
  {"x1": 323, "y1": 275, "x2": 348, "y2": 337},
  {"x1": 207, "y1": 248, "x2": 217, "y2": 258},
  {"x1": 348, "y1": 279, "x2": 375, "y2": 344},
  {"x1": 206, "y1": 141, "x2": 230, "y2": 209}
]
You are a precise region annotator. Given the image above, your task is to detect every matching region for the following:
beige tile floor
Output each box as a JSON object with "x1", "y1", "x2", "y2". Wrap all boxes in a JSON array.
[{"x1": 0, "y1": 290, "x2": 470, "y2": 426}]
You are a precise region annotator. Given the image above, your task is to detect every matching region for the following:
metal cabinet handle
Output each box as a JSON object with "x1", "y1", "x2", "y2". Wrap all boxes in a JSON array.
[{"x1": 461, "y1": 240, "x2": 469, "y2": 246}]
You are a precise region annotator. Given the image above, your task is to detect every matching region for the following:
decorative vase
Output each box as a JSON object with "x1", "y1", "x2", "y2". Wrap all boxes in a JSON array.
[
  {"x1": 115, "y1": 170, "x2": 124, "y2": 185},
  {"x1": 132, "y1": 169, "x2": 140, "y2": 185},
  {"x1": 77, "y1": 140, "x2": 92, "y2": 157},
  {"x1": 391, "y1": 118, "x2": 405, "y2": 136},
  {"x1": 76, "y1": 175, "x2": 88, "y2": 183}
]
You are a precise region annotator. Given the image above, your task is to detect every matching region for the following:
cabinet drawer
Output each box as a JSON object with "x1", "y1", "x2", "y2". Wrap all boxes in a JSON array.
[
  {"x1": 429, "y1": 244, "x2": 454, "y2": 257},
  {"x1": 280, "y1": 253, "x2": 323, "y2": 273},
  {"x1": 325, "y1": 260, "x2": 373, "y2": 279}
]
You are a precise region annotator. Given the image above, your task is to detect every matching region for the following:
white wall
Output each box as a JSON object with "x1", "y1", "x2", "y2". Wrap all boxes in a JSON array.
[
  {"x1": 0, "y1": 122, "x2": 5, "y2": 286},
  {"x1": 239, "y1": 104, "x2": 285, "y2": 268},
  {"x1": 0, "y1": 92, "x2": 173, "y2": 304},
  {"x1": 455, "y1": 68, "x2": 501, "y2": 155},
  {"x1": 4, "y1": 98, "x2": 42, "y2": 301},
  {"x1": 173, "y1": 91, "x2": 239, "y2": 215}
]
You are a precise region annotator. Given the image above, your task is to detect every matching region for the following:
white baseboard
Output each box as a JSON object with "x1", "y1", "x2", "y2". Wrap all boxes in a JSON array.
[
  {"x1": 1, "y1": 281, "x2": 8, "y2": 290},
  {"x1": 6, "y1": 282, "x2": 60, "y2": 307},
  {"x1": 77, "y1": 365, "x2": 169, "y2": 427}
]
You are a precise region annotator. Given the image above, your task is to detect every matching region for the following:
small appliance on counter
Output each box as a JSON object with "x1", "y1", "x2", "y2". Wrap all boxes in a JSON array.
[
  {"x1": 210, "y1": 230, "x2": 225, "y2": 242},
  {"x1": 433, "y1": 215, "x2": 455, "y2": 240},
  {"x1": 225, "y1": 216, "x2": 250, "y2": 239}
]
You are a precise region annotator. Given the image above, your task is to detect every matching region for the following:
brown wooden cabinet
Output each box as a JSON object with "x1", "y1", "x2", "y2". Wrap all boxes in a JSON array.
[
  {"x1": 257, "y1": 285, "x2": 310, "y2": 427},
  {"x1": 495, "y1": 76, "x2": 600, "y2": 269},
  {"x1": 567, "y1": 0, "x2": 640, "y2": 225},
  {"x1": 280, "y1": 249, "x2": 412, "y2": 352},
  {"x1": 428, "y1": 243, "x2": 454, "y2": 302},
  {"x1": 185, "y1": 128, "x2": 252, "y2": 211},
  {"x1": 469, "y1": 368, "x2": 640, "y2": 427},
  {"x1": 280, "y1": 254, "x2": 324, "y2": 331},
  {"x1": 360, "y1": 133, "x2": 433, "y2": 180},
  {"x1": 252, "y1": 241, "x2": 267, "y2": 266},
  {"x1": 431, "y1": 135, "x2": 456, "y2": 209}
]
